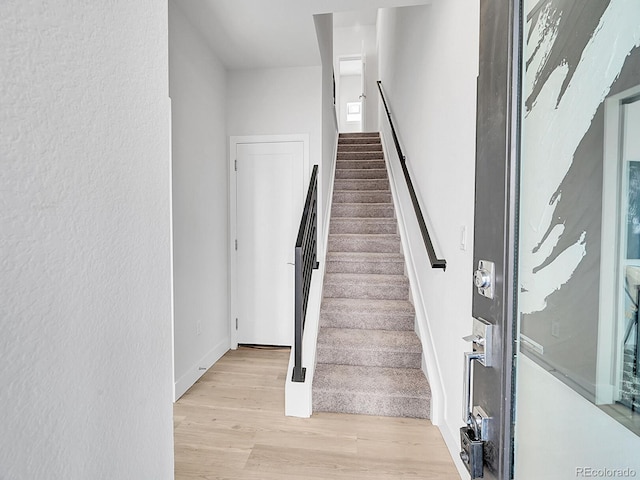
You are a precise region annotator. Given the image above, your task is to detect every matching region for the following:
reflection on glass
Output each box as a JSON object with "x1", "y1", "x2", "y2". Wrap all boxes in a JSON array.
[{"x1": 518, "y1": 0, "x2": 640, "y2": 435}]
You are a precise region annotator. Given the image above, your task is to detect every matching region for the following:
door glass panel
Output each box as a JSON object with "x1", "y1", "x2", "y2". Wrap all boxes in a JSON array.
[{"x1": 515, "y1": 0, "x2": 640, "y2": 478}]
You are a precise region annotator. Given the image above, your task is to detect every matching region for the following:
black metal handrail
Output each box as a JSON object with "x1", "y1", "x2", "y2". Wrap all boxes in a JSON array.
[
  {"x1": 377, "y1": 80, "x2": 447, "y2": 270},
  {"x1": 292, "y1": 165, "x2": 320, "y2": 382}
]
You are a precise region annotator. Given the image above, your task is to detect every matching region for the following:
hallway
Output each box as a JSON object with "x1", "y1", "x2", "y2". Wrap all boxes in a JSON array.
[{"x1": 174, "y1": 347, "x2": 459, "y2": 479}]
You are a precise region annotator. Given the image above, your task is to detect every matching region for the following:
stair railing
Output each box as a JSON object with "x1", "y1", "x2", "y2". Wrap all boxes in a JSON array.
[
  {"x1": 292, "y1": 165, "x2": 320, "y2": 382},
  {"x1": 377, "y1": 80, "x2": 447, "y2": 270}
]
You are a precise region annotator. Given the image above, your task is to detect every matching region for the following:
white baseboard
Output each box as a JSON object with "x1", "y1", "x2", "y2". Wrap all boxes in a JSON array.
[
  {"x1": 174, "y1": 338, "x2": 229, "y2": 401},
  {"x1": 441, "y1": 422, "x2": 470, "y2": 479}
]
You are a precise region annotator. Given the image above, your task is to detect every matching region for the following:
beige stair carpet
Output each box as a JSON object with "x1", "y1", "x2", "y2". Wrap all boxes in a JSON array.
[{"x1": 312, "y1": 132, "x2": 431, "y2": 419}]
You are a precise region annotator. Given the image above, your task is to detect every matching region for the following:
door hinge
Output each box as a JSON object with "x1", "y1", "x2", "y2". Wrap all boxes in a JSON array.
[
  {"x1": 235, "y1": 318, "x2": 238, "y2": 330},
  {"x1": 235, "y1": 239, "x2": 238, "y2": 251},
  {"x1": 234, "y1": 159, "x2": 237, "y2": 171}
]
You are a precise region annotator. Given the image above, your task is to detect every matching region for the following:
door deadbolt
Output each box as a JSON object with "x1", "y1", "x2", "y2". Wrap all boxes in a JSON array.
[
  {"x1": 474, "y1": 260, "x2": 495, "y2": 299},
  {"x1": 474, "y1": 269, "x2": 491, "y2": 289}
]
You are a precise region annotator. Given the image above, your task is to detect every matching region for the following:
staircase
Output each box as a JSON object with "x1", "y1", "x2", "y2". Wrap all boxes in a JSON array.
[{"x1": 312, "y1": 132, "x2": 431, "y2": 419}]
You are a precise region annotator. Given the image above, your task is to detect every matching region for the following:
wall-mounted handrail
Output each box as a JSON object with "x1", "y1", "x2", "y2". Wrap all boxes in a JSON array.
[
  {"x1": 377, "y1": 80, "x2": 447, "y2": 270},
  {"x1": 292, "y1": 165, "x2": 320, "y2": 382}
]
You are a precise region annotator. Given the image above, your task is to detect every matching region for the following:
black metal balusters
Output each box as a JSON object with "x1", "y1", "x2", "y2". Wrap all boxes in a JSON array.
[{"x1": 292, "y1": 165, "x2": 320, "y2": 383}]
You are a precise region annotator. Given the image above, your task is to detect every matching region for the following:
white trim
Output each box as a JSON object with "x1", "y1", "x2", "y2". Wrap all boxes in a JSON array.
[
  {"x1": 285, "y1": 130, "x2": 339, "y2": 417},
  {"x1": 228, "y1": 134, "x2": 310, "y2": 350},
  {"x1": 441, "y1": 421, "x2": 471, "y2": 479},
  {"x1": 168, "y1": 97, "x2": 177, "y2": 402},
  {"x1": 379, "y1": 129, "x2": 445, "y2": 426},
  {"x1": 322, "y1": 133, "x2": 340, "y2": 259},
  {"x1": 174, "y1": 338, "x2": 229, "y2": 401}
]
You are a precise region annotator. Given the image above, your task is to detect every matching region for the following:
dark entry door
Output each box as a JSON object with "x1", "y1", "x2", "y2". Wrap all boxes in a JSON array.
[{"x1": 459, "y1": 0, "x2": 520, "y2": 479}]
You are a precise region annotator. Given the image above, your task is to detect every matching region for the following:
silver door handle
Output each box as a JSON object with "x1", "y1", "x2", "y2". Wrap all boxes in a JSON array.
[{"x1": 463, "y1": 351, "x2": 485, "y2": 423}]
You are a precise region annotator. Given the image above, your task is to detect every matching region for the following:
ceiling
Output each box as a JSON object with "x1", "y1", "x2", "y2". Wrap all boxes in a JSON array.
[
  {"x1": 333, "y1": 8, "x2": 380, "y2": 29},
  {"x1": 173, "y1": 0, "x2": 430, "y2": 70}
]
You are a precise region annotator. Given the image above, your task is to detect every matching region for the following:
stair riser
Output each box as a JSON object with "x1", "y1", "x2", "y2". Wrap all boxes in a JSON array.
[
  {"x1": 320, "y1": 311, "x2": 414, "y2": 331},
  {"x1": 325, "y1": 260, "x2": 404, "y2": 275},
  {"x1": 313, "y1": 392, "x2": 429, "y2": 419},
  {"x1": 316, "y1": 348, "x2": 421, "y2": 369},
  {"x1": 328, "y1": 236, "x2": 400, "y2": 253},
  {"x1": 333, "y1": 191, "x2": 392, "y2": 203},
  {"x1": 337, "y1": 160, "x2": 385, "y2": 169},
  {"x1": 334, "y1": 179, "x2": 390, "y2": 191},
  {"x1": 338, "y1": 152, "x2": 384, "y2": 160},
  {"x1": 335, "y1": 169, "x2": 388, "y2": 179},
  {"x1": 338, "y1": 144, "x2": 383, "y2": 152},
  {"x1": 332, "y1": 204, "x2": 395, "y2": 218},
  {"x1": 330, "y1": 219, "x2": 397, "y2": 235},
  {"x1": 339, "y1": 138, "x2": 381, "y2": 145},
  {"x1": 324, "y1": 283, "x2": 408, "y2": 300}
]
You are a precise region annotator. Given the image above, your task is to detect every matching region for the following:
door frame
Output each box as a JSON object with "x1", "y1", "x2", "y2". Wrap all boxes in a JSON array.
[
  {"x1": 228, "y1": 134, "x2": 310, "y2": 349},
  {"x1": 336, "y1": 54, "x2": 365, "y2": 132}
]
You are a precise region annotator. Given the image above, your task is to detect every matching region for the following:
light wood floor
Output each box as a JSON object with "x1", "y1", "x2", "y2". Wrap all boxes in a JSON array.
[{"x1": 174, "y1": 347, "x2": 460, "y2": 480}]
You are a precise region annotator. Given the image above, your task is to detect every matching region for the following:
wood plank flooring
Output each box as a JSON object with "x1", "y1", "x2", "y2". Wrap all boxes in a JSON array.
[{"x1": 174, "y1": 346, "x2": 460, "y2": 480}]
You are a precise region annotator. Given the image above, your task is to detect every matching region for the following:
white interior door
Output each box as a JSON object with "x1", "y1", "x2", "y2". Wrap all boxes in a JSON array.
[{"x1": 235, "y1": 141, "x2": 304, "y2": 346}]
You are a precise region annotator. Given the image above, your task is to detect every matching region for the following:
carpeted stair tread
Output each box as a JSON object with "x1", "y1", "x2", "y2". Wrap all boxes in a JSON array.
[
  {"x1": 333, "y1": 179, "x2": 390, "y2": 191},
  {"x1": 332, "y1": 190, "x2": 392, "y2": 204},
  {"x1": 331, "y1": 203, "x2": 395, "y2": 218},
  {"x1": 327, "y1": 234, "x2": 401, "y2": 254},
  {"x1": 317, "y1": 328, "x2": 422, "y2": 354},
  {"x1": 335, "y1": 168, "x2": 388, "y2": 179},
  {"x1": 316, "y1": 328, "x2": 422, "y2": 368},
  {"x1": 324, "y1": 272, "x2": 408, "y2": 286},
  {"x1": 321, "y1": 297, "x2": 415, "y2": 315},
  {"x1": 326, "y1": 251, "x2": 404, "y2": 263},
  {"x1": 339, "y1": 132, "x2": 380, "y2": 138},
  {"x1": 323, "y1": 273, "x2": 409, "y2": 300},
  {"x1": 338, "y1": 137, "x2": 382, "y2": 145},
  {"x1": 338, "y1": 143, "x2": 383, "y2": 152},
  {"x1": 320, "y1": 298, "x2": 415, "y2": 331},
  {"x1": 325, "y1": 251, "x2": 404, "y2": 275},
  {"x1": 336, "y1": 159, "x2": 385, "y2": 169},
  {"x1": 337, "y1": 152, "x2": 385, "y2": 161},
  {"x1": 329, "y1": 218, "x2": 397, "y2": 234},
  {"x1": 313, "y1": 364, "x2": 430, "y2": 418}
]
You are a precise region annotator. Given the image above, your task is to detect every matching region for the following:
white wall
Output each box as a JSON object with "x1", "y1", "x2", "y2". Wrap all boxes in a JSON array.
[
  {"x1": 377, "y1": 3, "x2": 479, "y2": 476},
  {"x1": 227, "y1": 66, "x2": 322, "y2": 146},
  {"x1": 314, "y1": 13, "x2": 340, "y2": 244},
  {"x1": 334, "y1": 24, "x2": 378, "y2": 132},
  {"x1": 169, "y1": 1, "x2": 230, "y2": 400},
  {"x1": 0, "y1": 2, "x2": 173, "y2": 479},
  {"x1": 515, "y1": 356, "x2": 640, "y2": 478}
]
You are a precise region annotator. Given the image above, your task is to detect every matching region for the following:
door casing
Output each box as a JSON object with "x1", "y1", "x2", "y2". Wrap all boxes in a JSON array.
[{"x1": 229, "y1": 134, "x2": 310, "y2": 349}]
